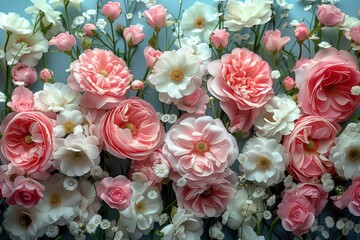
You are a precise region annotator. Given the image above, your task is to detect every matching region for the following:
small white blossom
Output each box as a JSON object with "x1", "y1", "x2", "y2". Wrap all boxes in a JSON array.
[
  {"x1": 64, "y1": 177, "x2": 78, "y2": 191},
  {"x1": 90, "y1": 165, "x2": 104, "y2": 178},
  {"x1": 100, "y1": 219, "x2": 111, "y2": 230},
  {"x1": 321, "y1": 230, "x2": 330, "y2": 239},
  {"x1": 252, "y1": 187, "x2": 265, "y2": 198},
  {"x1": 147, "y1": 190, "x2": 159, "y2": 200},
  {"x1": 284, "y1": 175, "x2": 294, "y2": 188},
  {"x1": 96, "y1": 18, "x2": 107, "y2": 33},
  {"x1": 177, "y1": 176, "x2": 187, "y2": 187},
  {"x1": 267, "y1": 195, "x2": 276, "y2": 207},
  {"x1": 263, "y1": 211, "x2": 272, "y2": 220},
  {"x1": 0, "y1": 92, "x2": 6, "y2": 103},
  {"x1": 209, "y1": 222, "x2": 224, "y2": 240},
  {"x1": 354, "y1": 224, "x2": 360, "y2": 233},
  {"x1": 159, "y1": 213, "x2": 168, "y2": 225},
  {"x1": 342, "y1": 228, "x2": 349, "y2": 236},
  {"x1": 310, "y1": 219, "x2": 318, "y2": 232},
  {"x1": 154, "y1": 163, "x2": 169, "y2": 178},
  {"x1": 271, "y1": 70, "x2": 281, "y2": 79},
  {"x1": 72, "y1": 16, "x2": 85, "y2": 28},
  {"x1": 318, "y1": 41, "x2": 332, "y2": 48},
  {"x1": 336, "y1": 219, "x2": 346, "y2": 230},
  {"x1": 46, "y1": 225, "x2": 59, "y2": 238},
  {"x1": 161, "y1": 114, "x2": 170, "y2": 122},
  {"x1": 290, "y1": 20, "x2": 299, "y2": 26},
  {"x1": 69, "y1": 221, "x2": 80, "y2": 235},
  {"x1": 113, "y1": 231, "x2": 123, "y2": 240},
  {"x1": 351, "y1": 86, "x2": 360, "y2": 96},
  {"x1": 304, "y1": 5, "x2": 312, "y2": 11},
  {"x1": 325, "y1": 216, "x2": 334, "y2": 228},
  {"x1": 346, "y1": 220, "x2": 354, "y2": 230},
  {"x1": 168, "y1": 114, "x2": 177, "y2": 124},
  {"x1": 126, "y1": 13, "x2": 133, "y2": 19},
  {"x1": 86, "y1": 221, "x2": 97, "y2": 234}
]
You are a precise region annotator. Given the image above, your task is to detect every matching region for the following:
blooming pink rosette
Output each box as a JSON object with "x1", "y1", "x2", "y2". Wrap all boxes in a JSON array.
[
  {"x1": 123, "y1": 25, "x2": 145, "y2": 46},
  {"x1": 283, "y1": 116, "x2": 340, "y2": 182},
  {"x1": 0, "y1": 111, "x2": 54, "y2": 177},
  {"x1": 262, "y1": 29, "x2": 290, "y2": 53},
  {"x1": 101, "y1": 97, "x2": 165, "y2": 161},
  {"x1": 144, "y1": 46, "x2": 162, "y2": 68},
  {"x1": 341, "y1": 176, "x2": 360, "y2": 216},
  {"x1": 102, "y1": 1, "x2": 122, "y2": 22},
  {"x1": 207, "y1": 47, "x2": 273, "y2": 133},
  {"x1": 162, "y1": 116, "x2": 238, "y2": 181},
  {"x1": 96, "y1": 175, "x2": 132, "y2": 211},
  {"x1": 175, "y1": 87, "x2": 210, "y2": 114},
  {"x1": 294, "y1": 23, "x2": 310, "y2": 42},
  {"x1": 210, "y1": 29, "x2": 230, "y2": 49},
  {"x1": 11, "y1": 62, "x2": 37, "y2": 86},
  {"x1": 317, "y1": 4, "x2": 345, "y2": 27},
  {"x1": 68, "y1": 48, "x2": 133, "y2": 109},
  {"x1": 7, "y1": 86, "x2": 34, "y2": 112},
  {"x1": 143, "y1": 4, "x2": 167, "y2": 30},
  {"x1": 49, "y1": 32, "x2": 77, "y2": 52},
  {"x1": 295, "y1": 48, "x2": 360, "y2": 122}
]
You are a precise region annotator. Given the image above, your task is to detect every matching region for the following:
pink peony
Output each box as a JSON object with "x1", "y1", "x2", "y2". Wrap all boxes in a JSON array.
[
  {"x1": 295, "y1": 48, "x2": 360, "y2": 122},
  {"x1": 102, "y1": 1, "x2": 121, "y2": 22},
  {"x1": 283, "y1": 76, "x2": 296, "y2": 91},
  {"x1": 143, "y1": 4, "x2": 167, "y2": 30},
  {"x1": 11, "y1": 62, "x2": 37, "y2": 86},
  {"x1": 277, "y1": 194, "x2": 316, "y2": 237},
  {"x1": 283, "y1": 116, "x2": 340, "y2": 182},
  {"x1": 294, "y1": 23, "x2": 310, "y2": 42},
  {"x1": 341, "y1": 176, "x2": 360, "y2": 216},
  {"x1": 123, "y1": 25, "x2": 145, "y2": 47},
  {"x1": 262, "y1": 29, "x2": 290, "y2": 53},
  {"x1": 207, "y1": 48, "x2": 273, "y2": 133},
  {"x1": 350, "y1": 25, "x2": 360, "y2": 44},
  {"x1": 7, "y1": 86, "x2": 34, "y2": 112},
  {"x1": 210, "y1": 29, "x2": 230, "y2": 49},
  {"x1": 163, "y1": 116, "x2": 238, "y2": 181},
  {"x1": 6, "y1": 176, "x2": 44, "y2": 208},
  {"x1": 144, "y1": 46, "x2": 162, "y2": 68},
  {"x1": 49, "y1": 31, "x2": 77, "y2": 52},
  {"x1": 317, "y1": 4, "x2": 345, "y2": 27},
  {"x1": 83, "y1": 23, "x2": 97, "y2": 37},
  {"x1": 96, "y1": 175, "x2": 132, "y2": 211},
  {"x1": 173, "y1": 171, "x2": 237, "y2": 218},
  {"x1": 175, "y1": 87, "x2": 210, "y2": 114},
  {"x1": 0, "y1": 112, "x2": 54, "y2": 176},
  {"x1": 101, "y1": 97, "x2": 165, "y2": 161},
  {"x1": 67, "y1": 48, "x2": 133, "y2": 110}
]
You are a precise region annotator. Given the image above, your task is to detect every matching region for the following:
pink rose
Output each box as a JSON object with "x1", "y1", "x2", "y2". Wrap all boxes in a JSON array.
[
  {"x1": 83, "y1": 23, "x2": 97, "y2": 37},
  {"x1": 294, "y1": 23, "x2": 310, "y2": 42},
  {"x1": 130, "y1": 80, "x2": 145, "y2": 90},
  {"x1": 39, "y1": 68, "x2": 53, "y2": 82},
  {"x1": 143, "y1": 4, "x2": 167, "y2": 30},
  {"x1": 6, "y1": 176, "x2": 44, "y2": 208},
  {"x1": 277, "y1": 194, "x2": 315, "y2": 237},
  {"x1": 96, "y1": 175, "x2": 132, "y2": 211},
  {"x1": 295, "y1": 48, "x2": 360, "y2": 122},
  {"x1": 175, "y1": 87, "x2": 210, "y2": 114},
  {"x1": 7, "y1": 86, "x2": 34, "y2": 112},
  {"x1": 283, "y1": 116, "x2": 340, "y2": 182},
  {"x1": 283, "y1": 76, "x2": 296, "y2": 91},
  {"x1": 144, "y1": 46, "x2": 162, "y2": 68},
  {"x1": 102, "y1": 1, "x2": 121, "y2": 22},
  {"x1": 101, "y1": 97, "x2": 165, "y2": 161},
  {"x1": 262, "y1": 29, "x2": 290, "y2": 53},
  {"x1": 0, "y1": 112, "x2": 54, "y2": 176},
  {"x1": 341, "y1": 176, "x2": 360, "y2": 216},
  {"x1": 210, "y1": 29, "x2": 230, "y2": 49},
  {"x1": 293, "y1": 58, "x2": 310, "y2": 70},
  {"x1": 163, "y1": 116, "x2": 238, "y2": 181},
  {"x1": 49, "y1": 31, "x2": 77, "y2": 52},
  {"x1": 67, "y1": 48, "x2": 133, "y2": 109},
  {"x1": 350, "y1": 25, "x2": 360, "y2": 44},
  {"x1": 207, "y1": 48, "x2": 273, "y2": 133},
  {"x1": 11, "y1": 62, "x2": 37, "y2": 86},
  {"x1": 123, "y1": 25, "x2": 145, "y2": 47},
  {"x1": 317, "y1": 4, "x2": 345, "y2": 27},
  {"x1": 0, "y1": 165, "x2": 25, "y2": 198}
]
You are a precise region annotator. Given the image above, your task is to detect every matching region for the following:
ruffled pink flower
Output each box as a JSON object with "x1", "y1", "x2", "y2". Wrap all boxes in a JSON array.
[
  {"x1": 295, "y1": 48, "x2": 360, "y2": 122},
  {"x1": 317, "y1": 4, "x2": 345, "y2": 27},
  {"x1": 277, "y1": 194, "x2": 315, "y2": 237},
  {"x1": 83, "y1": 23, "x2": 97, "y2": 37},
  {"x1": 11, "y1": 62, "x2": 37, "y2": 86},
  {"x1": 174, "y1": 171, "x2": 237, "y2": 218},
  {"x1": 341, "y1": 176, "x2": 360, "y2": 216},
  {"x1": 163, "y1": 116, "x2": 238, "y2": 181},
  {"x1": 0, "y1": 165, "x2": 25, "y2": 198},
  {"x1": 283, "y1": 116, "x2": 340, "y2": 182},
  {"x1": 96, "y1": 175, "x2": 132, "y2": 211},
  {"x1": 144, "y1": 46, "x2": 162, "y2": 68},
  {"x1": 283, "y1": 76, "x2": 296, "y2": 91},
  {"x1": 101, "y1": 97, "x2": 165, "y2": 161},
  {"x1": 6, "y1": 176, "x2": 44, "y2": 208},
  {"x1": 262, "y1": 29, "x2": 290, "y2": 53},
  {"x1": 7, "y1": 86, "x2": 34, "y2": 112},
  {"x1": 207, "y1": 48, "x2": 273, "y2": 133},
  {"x1": 176, "y1": 87, "x2": 209, "y2": 114},
  {"x1": 102, "y1": 1, "x2": 121, "y2": 22},
  {"x1": 49, "y1": 32, "x2": 77, "y2": 52},
  {"x1": 67, "y1": 48, "x2": 133, "y2": 109},
  {"x1": 143, "y1": 4, "x2": 167, "y2": 30},
  {"x1": 210, "y1": 29, "x2": 230, "y2": 49},
  {"x1": 123, "y1": 25, "x2": 145, "y2": 46},
  {"x1": 294, "y1": 23, "x2": 310, "y2": 42},
  {"x1": 0, "y1": 112, "x2": 54, "y2": 176}
]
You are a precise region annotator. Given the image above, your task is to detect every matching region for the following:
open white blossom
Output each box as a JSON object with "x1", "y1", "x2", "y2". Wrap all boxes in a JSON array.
[
  {"x1": 0, "y1": 12, "x2": 32, "y2": 35},
  {"x1": 49, "y1": 0, "x2": 84, "y2": 11},
  {"x1": 78, "y1": 179, "x2": 101, "y2": 222},
  {"x1": 54, "y1": 109, "x2": 84, "y2": 137},
  {"x1": 64, "y1": 177, "x2": 79, "y2": 191},
  {"x1": 209, "y1": 222, "x2": 225, "y2": 240},
  {"x1": 25, "y1": 0, "x2": 62, "y2": 26},
  {"x1": 45, "y1": 225, "x2": 59, "y2": 238}
]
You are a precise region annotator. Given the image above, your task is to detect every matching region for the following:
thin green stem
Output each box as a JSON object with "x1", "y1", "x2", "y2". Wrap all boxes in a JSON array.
[
  {"x1": 268, "y1": 217, "x2": 280, "y2": 240},
  {"x1": 110, "y1": 22, "x2": 117, "y2": 53}
]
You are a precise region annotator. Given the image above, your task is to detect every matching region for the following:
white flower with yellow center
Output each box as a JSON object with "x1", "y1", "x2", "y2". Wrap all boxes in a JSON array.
[{"x1": 54, "y1": 109, "x2": 84, "y2": 138}]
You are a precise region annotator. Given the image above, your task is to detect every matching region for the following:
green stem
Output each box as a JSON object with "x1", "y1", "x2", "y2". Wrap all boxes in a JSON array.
[
  {"x1": 298, "y1": 42, "x2": 302, "y2": 60},
  {"x1": 268, "y1": 217, "x2": 280, "y2": 240},
  {"x1": 110, "y1": 22, "x2": 117, "y2": 53},
  {"x1": 64, "y1": 2, "x2": 72, "y2": 33}
]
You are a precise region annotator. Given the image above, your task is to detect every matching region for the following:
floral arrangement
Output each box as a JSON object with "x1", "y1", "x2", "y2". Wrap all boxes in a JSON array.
[{"x1": 1, "y1": 0, "x2": 360, "y2": 239}]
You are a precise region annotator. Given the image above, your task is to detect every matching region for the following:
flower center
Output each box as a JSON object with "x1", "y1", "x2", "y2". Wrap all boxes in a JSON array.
[
  {"x1": 256, "y1": 156, "x2": 270, "y2": 170},
  {"x1": 194, "y1": 140, "x2": 209, "y2": 155},
  {"x1": 21, "y1": 192, "x2": 33, "y2": 201},
  {"x1": 305, "y1": 139, "x2": 318, "y2": 152},
  {"x1": 19, "y1": 213, "x2": 32, "y2": 228},
  {"x1": 193, "y1": 17, "x2": 205, "y2": 28},
  {"x1": 49, "y1": 193, "x2": 62, "y2": 207},
  {"x1": 24, "y1": 135, "x2": 33, "y2": 144},
  {"x1": 9, "y1": 173, "x2": 18, "y2": 182},
  {"x1": 72, "y1": 152, "x2": 83, "y2": 161},
  {"x1": 347, "y1": 147, "x2": 360, "y2": 162},
  {"x1": 121, "y1": 122, "x2": 138, "y2": 135},
  {"x1": 99, "y1": 69, "x2": 109, "y2": 77},
  {"x1": 63, "y1": 121, "x2": 75, "y2": 134},
  {"x1": 135, "y1": 202, "x2": 145, "y2": 213},
  {"x1": 110, "y1": 188, "x2": 125, "y2": 202},
  {"x1": 170, "y1": 68, "x2": 184, "y2": 82},
  {"x1": 201, "y1": 188, "x2": 212, "y2": 198}
]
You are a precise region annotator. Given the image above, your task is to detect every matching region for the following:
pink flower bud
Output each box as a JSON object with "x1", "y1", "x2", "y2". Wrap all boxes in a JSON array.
[
  {"x1": 102, "y1": 1, "x2": 122, "y2": 22},
  {"x1": 83, "y1": 23, "x2": 97, "y2": 37},
  {"x1": 131, "y1": 80, "x2": 145, "y2": 90},
  {"x1": 283, "y1": 76, "x2": 296, "y2": 91},
  {"x1": 317, "y1": 4, "x2": 345, "y2": 27},
  {"x1": 40, "y1": 68, "x2": 53, "y2": 82},
  {"x1": 144, "y1": 46, "x2": 162, "y2": 68},
  {"x1": 143, "y1": 4, "x2": 167, "y2": 30},
  {"x1": 262, "y1": 29, "x2": 290, "y2": 53},
  {"x1": 294, "y1": 23, "x2": 310, "y2": 42},
  {"x1": 210, "y1": 29, "x2": 230, "y2": 49},
  {"x1": 123, "y1": 25, "x2": 145, "y2": 47},
  {"x1": 12, "y1": 62, "x2": 37, "y2": 86},
  {"x1": 49, "y1": 32, "x2": 77, "y2": 52}
]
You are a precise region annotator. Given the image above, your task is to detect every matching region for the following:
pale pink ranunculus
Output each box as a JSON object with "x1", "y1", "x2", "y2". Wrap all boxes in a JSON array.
[
  {"x1": 130, "y1": 80, "x2": 145, "y2": 90},
  {"x1": 174, "y1": 171, "x2": 237, "y2": 218},
  {"x1": 295, "y1": 48, "x2": 360, "y2": 122},
  {"x1": 207, "y1": 48, "x2": 273, "y2": 133},
  {"x1": 0, "y1": 112, "x2": 54, "y2": 176},
  {"x1": 283, "y1": 116, "x2": 340, "y2": 182},
  {"x1": 317, "y1": 4, "x2": 345, "y2": 27},
  {"x1": 262, "y1": 29, "x2": 290, "y2": 53},
  {"x1": 101, "y1": 97, "x2": 165, "y2": 161},
  {"x1": 39, "y1": 68, "x2": 53, "y2": 82},
  {"x1": 176, "y1": 87, "x2": 209, "y2": 114},
  {"x1": 123, "y1": 25, "x2": 145, "y2": 46},
  {"x1": 11, "y1": 62, "x2": 37, "y2": 86},
  {"x1": 144, "y1": 46, "x2": 162, "y2": 68},
  {"x1": 83, "y1": 23, "x2": 97, "y2": 37},
  {"x1": 67, "y1": 48, "x2": 133, "y2": 110},
  {"x1": 143, "y1": 4, "x2": 167, "y2": 30},
  {"x1": 277, "y1": 194, "x2": 315, "y2": 237},
  {"x1": 163, "y1": 116, "x2": 238, "y2": 181},
  {"x1": 210, "y1": 29, "x2": 230, "y2": 49},
  {"x1": 96, "y1": 175, "x2": 132, "y2": 211},
  {"x1": 294, "y1": 22, "x2": 310, "y2": 42},
  {"x1": 49, "y1": 31, "x2": 77, "y2": 52},
  {"x1": 6, "y1": 176, "x2": 44, "y2": 208},
  {"x1": 283, "y1": 76, "x2": 296, "y2": 91},
  {"x1": 350, "y1": 26, "x2": 360, "y2": 44},
  {"x1": 102, "y1": 1, "x2": 121, "y2": 22},
  {"x1": 7, "y1": 86, "x2": 34, "y2": 112},
  {"x1": 341, "y1": 176, "x2": 360, "y2": 216}
]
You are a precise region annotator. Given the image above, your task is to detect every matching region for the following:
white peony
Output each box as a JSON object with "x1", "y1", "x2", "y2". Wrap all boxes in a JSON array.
[
  {"x1": 25, "y1": 0, "x2": 62, "y2": 26},
  {"x1": 330, "y1": 122, "x2": 360, "y2": 179},
  {"x1": 54, "y1": 109, "x2": 84, "y2": 137},
  {"x1": 78, "y1": 178, "x2": 101, "y2": 222},
  {"x1": 53, "y1": 133, "x2": 100, "y2": 177},
  {"x1": 49, "y1": 0, "x2": 84, "y2": 11},
  {"x1": 160, "y1": 208, "x2": 203, "y2": 240},
  {"x1": 253, "y1": 94, "x2": 301, "y2": 142},
  {"x1": 0, "y1": 12, "x2": 32, "y2": 35},
  {"x1": 239, "y1": 137, "x2": 288, "y2": 186},
  {"x1": 224, "y1": 0, "x2": 273, "y2": 31},
  {"x1": 180, "y1": 1, "x2": 219, "y2": 43}
]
